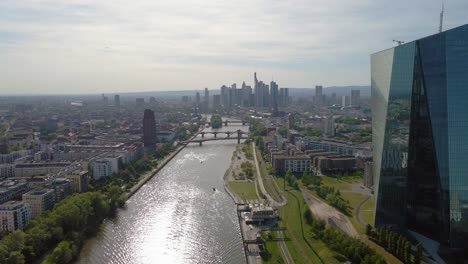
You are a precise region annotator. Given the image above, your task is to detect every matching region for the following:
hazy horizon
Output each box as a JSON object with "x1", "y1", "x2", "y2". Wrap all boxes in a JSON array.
[
  {"x1": 0, "y1": 85, "x2": 370, "y2": 96},
  {"x1": 1, "y1": 0, "x2": 467, "y2": 94}
]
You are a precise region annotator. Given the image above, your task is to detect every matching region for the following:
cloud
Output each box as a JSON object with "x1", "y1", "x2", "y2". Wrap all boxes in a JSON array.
[{"x1": 0, "y1": 0, "x2": 466, "y2": 94}]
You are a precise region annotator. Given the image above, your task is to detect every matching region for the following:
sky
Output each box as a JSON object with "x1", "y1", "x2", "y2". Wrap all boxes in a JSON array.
[{"x1": 1, "y1": 0, "x2": 467, "y2": 95}]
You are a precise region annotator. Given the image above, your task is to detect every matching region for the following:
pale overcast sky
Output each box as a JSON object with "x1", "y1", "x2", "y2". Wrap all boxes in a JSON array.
[{"x1": 0, "y1": 0, "x2": 467, "y2": 94}]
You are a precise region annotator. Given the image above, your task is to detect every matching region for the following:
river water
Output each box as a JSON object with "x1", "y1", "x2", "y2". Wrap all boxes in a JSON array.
[{"x1": 76, "y1": 123, "x2": 247, "y2": 264}]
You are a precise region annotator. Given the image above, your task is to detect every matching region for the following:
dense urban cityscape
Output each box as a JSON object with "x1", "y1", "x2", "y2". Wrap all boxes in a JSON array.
[{"x1": 1, "y1": 1, "x2": 468, "y2": 264}]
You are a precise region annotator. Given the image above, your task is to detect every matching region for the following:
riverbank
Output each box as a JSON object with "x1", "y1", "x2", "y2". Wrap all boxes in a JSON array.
[{"x1": 224, "y1": 144, "x2": 261, "y2": 264}]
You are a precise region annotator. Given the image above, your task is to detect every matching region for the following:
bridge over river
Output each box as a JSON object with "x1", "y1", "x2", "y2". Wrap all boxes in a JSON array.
[{"x1": 180, "y1": 130, "x2": 250, "y2": 145}]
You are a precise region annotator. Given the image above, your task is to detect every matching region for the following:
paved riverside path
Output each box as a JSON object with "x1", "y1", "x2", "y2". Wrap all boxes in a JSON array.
[
  {"x1": 252, "y1": 143, "x2": 293, "y2": 264},
  {"x1": 355, "y1": 195, "x2": 371, "y2": 227},
  {"x1": 252, "y1": 143, "x2": 286, "y2": 207}
]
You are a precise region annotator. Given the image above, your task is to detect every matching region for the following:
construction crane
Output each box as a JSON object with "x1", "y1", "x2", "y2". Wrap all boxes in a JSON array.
[
  {"x1": 439, "y1": 3, "x2": 444, "y2": 33},
  {"x1": 393, "y1": 40, "x2": 405, "y2": 46}
]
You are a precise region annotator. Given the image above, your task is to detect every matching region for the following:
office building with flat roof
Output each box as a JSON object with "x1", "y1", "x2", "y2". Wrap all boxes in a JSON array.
[
  {"x1": 0, "y1": 201, "x2": 30, "y2": 233},
  {"x1": 142, "y1": 109, "x2": 157, "y2": 148},
  {"x1": 22, "y1": 189, "x2": 55, "y2": 219}
]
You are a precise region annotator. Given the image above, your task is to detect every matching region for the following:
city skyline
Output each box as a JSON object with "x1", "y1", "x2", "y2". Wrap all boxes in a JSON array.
[{"x1": 2, "y1": 0, "x2": 468, "y2": 94}]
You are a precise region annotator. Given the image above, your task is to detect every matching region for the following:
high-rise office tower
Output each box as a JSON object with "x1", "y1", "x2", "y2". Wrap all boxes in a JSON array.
[
  {"x1": 284, "y1": 88, "x2": 289, "y2": 107},
  {"x1": 254, "y1": 72, "x2": 258, "y2": 95},
  {"x1": 256, "y1": 81, "x2": 265, "y2": 108},
  {"x1": 270, "y1": 81, "x2": 279, "y2": 113},
  {"x1": 114, "y1": 94, "x2": 120, "y2": 107},
  {"x1": 372, "y1": 24, "x2": 468, "y2": 252},
  {"x1": 350, "y1": 90, "x2": 360, "y2": 106},
  {"x1": 241, "y1": 85, "x2": 252, "y2": 107},
  {"x1": 102, "y1": 94, "x2": 108, "y2": 104},
  {"x1": 195, "y1": 92, "x2": 200, "y2": 105},
  {"x1": 279, "y1": 88, "x2": 285, "y2": 107},
  {"x1": 136, "y1": 98, "x2": 145, "y2": 106},
  {"x1": 142, "y1": 109, "x2": 157, "y2": 148},
  {"x1": 204, "y1": 88, "x2": 209, "y2": 109},
  {"x1": 254, "y1": 72, "x2": 259, "y2": 107},
  {"x1": 341, "y1": 95, "x2": 350, "y2": 107},
  {"x1": 212, "y1": 94, "x2": 221, "y2": 109},
  {"x1": 315, "y1": 85, "x2": 323, "y2": 104},
  {"x1": 220, "y1": 85, "x2": 229, "y2": 107},
  {"x1": 264, "y1": 84, "x2": 270, "y2": 107}
]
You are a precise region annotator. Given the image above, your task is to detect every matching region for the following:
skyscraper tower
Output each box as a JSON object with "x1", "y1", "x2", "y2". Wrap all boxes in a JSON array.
[
  {"x1": 315, "y1": 85, "x2": 323, "y2": 97},
  {"x1": 114, "y1": 94, "x2": 120, "y2": 107},
  {"x1": 372, "y1": 24, "x2": 468, "y2": 253},
  {"x1": 204, "y1": 88, "x2": 209, "y2": 110},
  {"x1": 254, "y1": 72, "x2": 259, "y2": 107},
  {"x1": 315, "y1": 85, "x2": 323, "y2": 104},
  {"x1": 350, "y1": 90, "x2": 360, "y2": 106},
  {"x1": 270, "y1": 81, "x2": 279, "y2": 114},
  {"x1": 142, "y1": 109, "x2": 157, "y2": 148},
  {"x1": 195, "y1": 92, "x2": 200, "y2": 105}
]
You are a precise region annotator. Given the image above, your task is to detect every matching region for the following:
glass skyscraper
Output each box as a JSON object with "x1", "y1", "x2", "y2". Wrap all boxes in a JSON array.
[{"x1": 372, "y1": 24, "x2": 468, "y2": 250}]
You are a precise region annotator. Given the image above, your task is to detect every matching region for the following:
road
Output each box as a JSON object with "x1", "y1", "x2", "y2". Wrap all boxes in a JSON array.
[
  {"x1": 252, "y1": 143, "x2": 286, "y2": 207},
  {"x1": 355, "y1": 195, "x2": 371, "y2": 226},
  {"x1": 300, "y1": 187, "x2": 358, "y2": 237},
  {"x1": 277, "y1": 228, "x2": 294, "y2": 264}
]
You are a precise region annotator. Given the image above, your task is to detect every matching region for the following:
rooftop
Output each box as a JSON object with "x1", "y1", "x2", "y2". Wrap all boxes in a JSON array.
[
  {"x1": 0, "y1": 200, "x2": 26, "y2": 210},
  {"x1": 24, "y1": 189, "x2": 54, "y2": 196}
]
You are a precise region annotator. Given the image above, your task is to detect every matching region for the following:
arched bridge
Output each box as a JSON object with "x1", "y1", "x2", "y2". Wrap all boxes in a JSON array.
[
  {"x1": 198, "y1": 130, "x2": 249, "y2": 138},
  {"x1": 180, "y1": 130, "x2": 250, "y2": 145}
]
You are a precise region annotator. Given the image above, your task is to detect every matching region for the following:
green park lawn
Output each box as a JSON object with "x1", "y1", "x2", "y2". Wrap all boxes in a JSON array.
[
  {"x1": 360, "y1": 196, "x2": 376, "y2": 226},
  {"x1": 280, "y1": 190, "x2": 341, "y2": 264},
  {"x1": 320, "y1": 175, "x2": 361, "y2": 191},
  {"x1": 261, "y1": 230, "x2": 284, "y2": 264},
  {"x1": 228, "y1": 181, "x2": 258, "y2": 201}
]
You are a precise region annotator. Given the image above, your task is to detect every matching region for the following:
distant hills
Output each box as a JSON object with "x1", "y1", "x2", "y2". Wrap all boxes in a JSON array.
[{"x1": 287, "y1": 86, "x2": 370, "y2": 98}]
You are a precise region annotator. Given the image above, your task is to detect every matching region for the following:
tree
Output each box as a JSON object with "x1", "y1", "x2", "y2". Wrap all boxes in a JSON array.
[
  {"x1": 304, "y1": 208, "x2": 313, "y2": 225},
  {"x1": 6, "y1": 251, "x2": 24, "y2": 264},
  {"x1": 278, "y1": 127, "x2": 288, "y2": 138},
  {"x1": 254, "y1": 136, "x2": 264, "y2": 151},
  {"x1": 285, "y1": 171, "x2": 298, "y2": 189},
  {"x1": 0, "y1": 231, "x2": 26, "y2": 264},
  {"x1": 106, "y1": 185, "x2": 126, "y2": 212},
  {"x1": 414, "y1": 243, "x2": 423, "y2": 264},
  {"x1": 210, "y1": 114, "x2": 223, "y2": 128},
  {"x1": 43, "y1": 241, "x2": 73, "y2": 264},
  {"x1": 302, "y1": 172, "x2": 312, "y2": 186},
  {"x1": 404, "y1": 241, "x2": 411, "y2": 263},
  {"x1": 365, "y1": 224, "x2": 372, "y2": 236},
  {"x1": 249, "y1": 120, "x2": 266, "y2": 137}
]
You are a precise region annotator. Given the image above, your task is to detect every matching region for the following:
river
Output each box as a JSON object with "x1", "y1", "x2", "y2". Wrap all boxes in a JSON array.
[{"x1": 76, "y1": 122, "x2": 247, "y2": 264}]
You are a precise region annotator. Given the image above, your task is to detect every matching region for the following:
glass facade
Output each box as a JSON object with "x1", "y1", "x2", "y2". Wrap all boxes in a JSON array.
[{"x1": 372, "y1": 24, "x2": 468, "y2": 249}]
